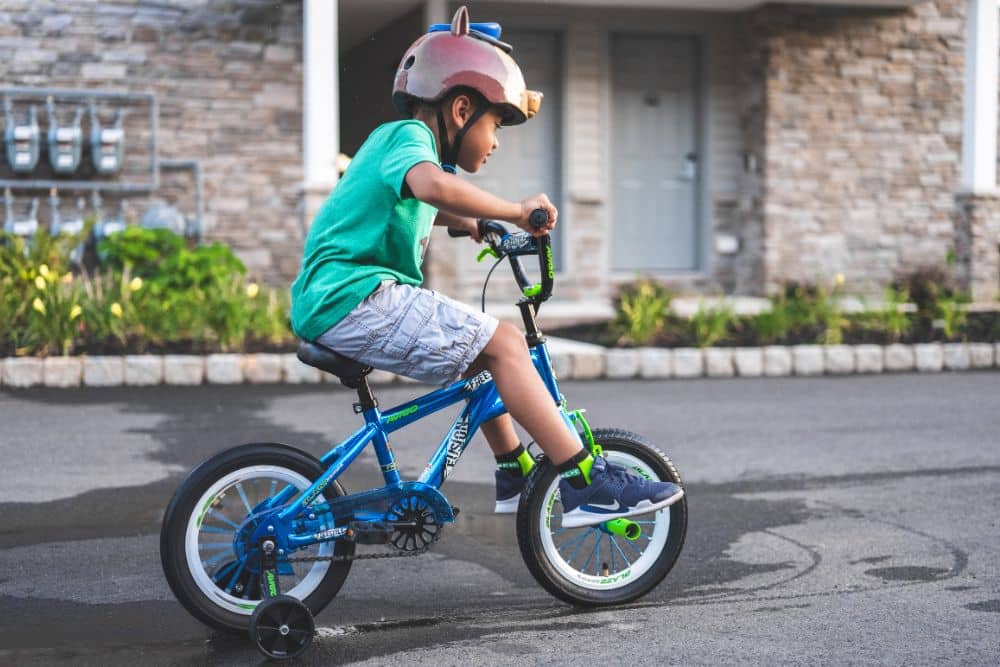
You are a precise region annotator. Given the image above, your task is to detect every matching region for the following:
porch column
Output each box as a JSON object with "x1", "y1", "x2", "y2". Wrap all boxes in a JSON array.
[
  {"x1": 423, "y1": 0, "x2": 447, "y2": 29},
  {"x1": 961, "y1": 0, "x2": 997, "y2": 192},
  {"x1": 954, "y1": 0, "x2": 1000, "y2": 301},
  {"x1": 302, "y1": 0, "x2": 339, "y2": 227}
]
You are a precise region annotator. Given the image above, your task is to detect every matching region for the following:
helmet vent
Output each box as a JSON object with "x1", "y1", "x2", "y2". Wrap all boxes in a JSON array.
[{"x1": 403, "y1": 55, "x2": 415, "y2": 70}]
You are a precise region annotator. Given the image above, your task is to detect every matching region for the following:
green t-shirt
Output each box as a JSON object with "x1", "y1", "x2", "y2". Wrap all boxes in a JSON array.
[{"x1": 290, "y1": 120, "x2": 439, "y2": 341}]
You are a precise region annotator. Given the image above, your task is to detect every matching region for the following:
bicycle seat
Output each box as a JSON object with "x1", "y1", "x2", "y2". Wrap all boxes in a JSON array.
[{"x1": 296, "y1": 341, "x2": 372, "y2": 389}]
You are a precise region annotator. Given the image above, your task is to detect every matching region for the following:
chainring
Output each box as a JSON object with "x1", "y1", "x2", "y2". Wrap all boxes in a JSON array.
[{"x1": 386, "y1": 495, "x2": 443, "y2": 552}]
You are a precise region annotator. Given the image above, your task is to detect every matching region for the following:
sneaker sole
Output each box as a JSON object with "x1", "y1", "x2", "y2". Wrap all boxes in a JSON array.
[
  {"x1": 494, "y1": 495, "x2": 520, "y2": 514},
  {"x1": 560, "y1": 488, "x2": 684, "y2": 528}
]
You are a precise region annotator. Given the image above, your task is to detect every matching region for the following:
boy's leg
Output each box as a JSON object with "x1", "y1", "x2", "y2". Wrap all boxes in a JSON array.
[
  {"x1": 474, "y1": 322, "x2": 582, "y2": 465},
  {"x1": 475, "y1": 322, "x2": 683, "y2": 526},
  {"x1": 462, "y1": 359, "x2": 520, "y2": 456}
]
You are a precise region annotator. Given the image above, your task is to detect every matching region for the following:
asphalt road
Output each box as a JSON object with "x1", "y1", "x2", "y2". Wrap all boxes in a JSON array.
[{"x1": 0, "y1": 373, "x2": 998, "y2": 665}]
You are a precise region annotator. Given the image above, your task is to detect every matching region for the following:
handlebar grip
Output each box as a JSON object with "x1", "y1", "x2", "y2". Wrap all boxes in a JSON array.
[
  {"x1": 529, "y1": 208, "x2": 549, "y2": 230},
  {"x1": 447, "y1": 228, "x2": 470, "y2": 238}
]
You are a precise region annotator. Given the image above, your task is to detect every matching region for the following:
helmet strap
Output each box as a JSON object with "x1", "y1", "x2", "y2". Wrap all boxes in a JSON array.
[{"x1": 436, "y1": 104, "x2": 488, "y2": 174}]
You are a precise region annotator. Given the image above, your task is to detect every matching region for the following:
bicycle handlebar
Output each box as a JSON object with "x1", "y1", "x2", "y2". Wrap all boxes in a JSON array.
[{"x1": 446, "y1": 209, "x2": 554, "y2": 306}]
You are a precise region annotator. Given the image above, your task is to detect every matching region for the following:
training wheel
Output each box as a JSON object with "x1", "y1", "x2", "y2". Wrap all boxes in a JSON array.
[{"x1": 249, "y1": 594, "x2": 315, "y2": 660}]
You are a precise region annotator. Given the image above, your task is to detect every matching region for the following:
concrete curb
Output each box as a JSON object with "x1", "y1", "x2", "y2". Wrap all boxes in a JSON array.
[{"x1": 1, "y1": 340, "x2": 997, "y2": 389}]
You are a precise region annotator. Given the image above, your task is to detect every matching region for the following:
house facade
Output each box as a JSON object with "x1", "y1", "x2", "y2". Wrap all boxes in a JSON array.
[{"x1": 2, "y1": 0, "x2": 997, "y2": 322}]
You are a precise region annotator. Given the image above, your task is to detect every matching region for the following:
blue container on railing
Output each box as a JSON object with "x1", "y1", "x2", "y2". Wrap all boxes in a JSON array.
[
  {"x1": 91, "y1": 191, "x2": 127, "y2": 261},
  {"x1": 3, "y1": 188, "x2": 39, "y2": 241},
  {"x1": 46, "y1": 98, "x2": 84, "y2": 175},
  {"x1": 90, "y1": 102, "x2": 124, "y2": 175},
  {"x1": 4, "y1": 99, "x2": 40, "y2": 173},
  {"x1": 49, "y1": 188, "x2": 87, "y2": 265}
]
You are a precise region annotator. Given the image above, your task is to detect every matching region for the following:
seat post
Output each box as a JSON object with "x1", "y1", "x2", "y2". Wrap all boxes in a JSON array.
[{"x1": 355, "y1": 376, "x2": 378, "y2": 411}]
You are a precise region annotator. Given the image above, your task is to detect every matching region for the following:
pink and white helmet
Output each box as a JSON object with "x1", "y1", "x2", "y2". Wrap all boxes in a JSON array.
[{"x1": 392, "y1": 6, "x2": 542, "y2": 126}]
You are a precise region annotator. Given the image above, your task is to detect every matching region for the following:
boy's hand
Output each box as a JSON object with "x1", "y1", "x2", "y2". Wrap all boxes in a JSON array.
[
  {"x1": 516, "y1": 195, "x2": 558, "y2": 237},
  {"x1": 462, "y1": 217, "x2": 482, "y2": 242}
]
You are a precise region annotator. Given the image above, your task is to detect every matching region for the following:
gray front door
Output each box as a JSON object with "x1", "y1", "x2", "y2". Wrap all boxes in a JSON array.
[
  {"x1": 464, "y1": 29, "x2": 562, "y2": 269},
  {"x1": 611, "y1": 35, "x2": 699, "y2": 272}
]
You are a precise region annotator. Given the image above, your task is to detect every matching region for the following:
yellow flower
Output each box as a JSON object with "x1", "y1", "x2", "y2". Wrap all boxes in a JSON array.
[
  {"x1": 129, "y1": 276, "x2": 143, "y2": 292},
  {"x1": 34, "y1": 275, "x2": 47, "y2": 290},
  {"x1": 69, "y1": 304, "x2": 82, "y2": 321},
  {"x1": 246, "y1": 282, "x2": 260, "y2": 298},
  {"x1": 32, "y1": 297, "x2": 45, "y2": 314},
  {"x1": 38, "y1": 264, "x2": 50, "y2": 279},
  {"x1": 834, "y1": 273, "x2": 845, "y2": 287},
  {"x1": 110, "y1": 302, "x2": 123, "y2": 318}
]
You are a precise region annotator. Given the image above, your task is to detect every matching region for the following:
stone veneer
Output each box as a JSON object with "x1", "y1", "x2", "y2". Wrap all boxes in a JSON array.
[
  {"x1": 953, "y1": 193, "x2": 1000, "y2": 302},
  {"x1": 0, "y1": 1, "x2": 304, "y2": 283},
  {"x1": 739, "y1": 0, "x2": 969, "y2": 294}
]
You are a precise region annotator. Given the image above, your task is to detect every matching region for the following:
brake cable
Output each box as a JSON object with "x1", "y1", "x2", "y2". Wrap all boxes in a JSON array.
[{"x1": 481, "y1": 254, "x2": 505, "y2": 313}]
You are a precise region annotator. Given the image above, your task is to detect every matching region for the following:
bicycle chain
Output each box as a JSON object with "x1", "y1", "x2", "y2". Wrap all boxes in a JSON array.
[{"x1": 287, "y1": 546, "x2": 430, "y2": 564}]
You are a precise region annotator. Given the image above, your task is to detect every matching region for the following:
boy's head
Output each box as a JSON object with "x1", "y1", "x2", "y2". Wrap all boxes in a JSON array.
[
  {"x1": 410, "y1": 87, "x2": 504, "y2": 174},
  {"x1": 392, "y1": 5, "x2": 542, "y2": 173}
]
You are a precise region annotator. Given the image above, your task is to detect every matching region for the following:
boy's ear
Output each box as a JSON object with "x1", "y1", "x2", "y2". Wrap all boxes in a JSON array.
[{"x1": 449, "y1": 94, "x2": 474, "y2": 125}]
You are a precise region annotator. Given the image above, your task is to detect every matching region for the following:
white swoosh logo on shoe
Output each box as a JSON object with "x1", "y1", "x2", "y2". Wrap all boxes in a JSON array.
[{"x1": 583, "y1": 500, "x2": 625, "y2": 512}]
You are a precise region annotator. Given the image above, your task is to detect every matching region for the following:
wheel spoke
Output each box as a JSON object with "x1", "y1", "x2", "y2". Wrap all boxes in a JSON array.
[
  {"x1": 595, "y1": 536, "x2": 602, "y2": 576},
  {"x1": 198, "y1": 525, "x2": 233, "y2": 535},
  {"x1": 206, "y1": 509, "x2": 240, "y2": 530},
  {"x1": 201, "y1": 550, "x2": 231, "y2": 567},
  {"x1": 212, "y1": 560, "x2": 239, "y2": 583},
  {"x1": 608, "y1": 534, "x2": 616, "y2": 572},
  {"x1": 580, "y1": 533, "x2": 599, "y2": 573},
  {"x1": 225, "y1": 558, "x2": 248, "y2": 593},
  {"x1": 565, "y1": 532, "x2": 590, "y2": 566},
  {"x1": 236, "y1": 482, "x2": 254, "y2": 516},
  {"x1": 556, "y1": 531, "x2": 589, "y2": 552},
  {"x1": 609, "y1": 534, "x2": 632, "y2": 567},
  {"x1": 621, "y1": 536, "x2": 643, "y2": 556},
  {"x1": 198, "y1": 542, "x2": 234, "y2": 551}
]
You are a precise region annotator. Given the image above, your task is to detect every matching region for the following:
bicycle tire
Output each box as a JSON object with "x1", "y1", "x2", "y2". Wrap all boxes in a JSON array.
[
  {"x1": 160, "y1": 442, "x2": 353, "y2": 632},
  {"x1": 516, "y1": 428, "x2": 687, "y2": 606}
]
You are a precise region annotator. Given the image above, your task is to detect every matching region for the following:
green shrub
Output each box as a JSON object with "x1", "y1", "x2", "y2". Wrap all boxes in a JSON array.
[
  {"x1": 97, "y1": 227, "x2": 185, "y2": 277},
  {"x1": 613, "y1": 279, "x2": 672, "y2": 346},
  {"x1": 690, "y1": 303, "x2": 735, "y2": 348},
  {"x1": 867, "y1": 287, "x2": 912, "y2": 343}
]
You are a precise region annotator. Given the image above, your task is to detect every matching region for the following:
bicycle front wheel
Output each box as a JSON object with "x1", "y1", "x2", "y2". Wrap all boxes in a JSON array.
[
  {"x1": 516, "y1": 429, "x2": 687, "y2": 606},
  {"x1": 160, "y1": 443, "x2": 354, "y2": 632}
]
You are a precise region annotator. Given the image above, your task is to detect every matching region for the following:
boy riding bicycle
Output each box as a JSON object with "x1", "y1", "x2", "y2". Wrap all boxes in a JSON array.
[{"x1": 290, "y1": 6, "x2": 682, "y2": 528}]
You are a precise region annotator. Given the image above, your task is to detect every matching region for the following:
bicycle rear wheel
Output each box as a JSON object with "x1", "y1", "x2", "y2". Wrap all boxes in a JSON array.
[
  {"x1": 160, "y1": 443, "x2": 353, "y2": 632},
  {"x1": 516, "y1": 429, "x2": 687, "y2": 606}
]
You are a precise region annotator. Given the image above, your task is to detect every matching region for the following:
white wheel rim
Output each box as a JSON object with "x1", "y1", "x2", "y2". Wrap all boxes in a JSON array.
[
  {"x1": 184, "y1": 465, "x2": 334, "y2": 616},
  {"x1": 538, "y1": 451, "x2": 672, "y2": 591}
]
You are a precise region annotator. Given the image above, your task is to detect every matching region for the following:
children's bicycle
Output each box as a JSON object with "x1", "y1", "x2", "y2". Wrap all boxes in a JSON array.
[{"x1": 160, "y1": 211, "x2": 687, "y2": 660}]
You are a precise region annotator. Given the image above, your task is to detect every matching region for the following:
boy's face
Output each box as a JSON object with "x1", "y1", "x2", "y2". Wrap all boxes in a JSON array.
[{"x1": 455, "y1": 105, "x2": 504, "y2": 174}]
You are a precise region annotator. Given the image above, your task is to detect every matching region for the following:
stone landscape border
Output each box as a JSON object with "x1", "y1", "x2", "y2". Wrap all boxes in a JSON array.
[{"x1": 0, "y1": 340, "x2": 998, "y2": 389}]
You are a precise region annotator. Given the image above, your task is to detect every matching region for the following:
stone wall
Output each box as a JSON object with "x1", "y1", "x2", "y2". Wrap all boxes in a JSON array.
[
  {"x1": 0, "y1": 0, "x2": 304, "y2": 282},
  {"x1": 741, "y1": 0, "x2": 966, "y2": 295},
  {"x1": 953, "y1": 193, "x2": 1000, "y2": 301}
]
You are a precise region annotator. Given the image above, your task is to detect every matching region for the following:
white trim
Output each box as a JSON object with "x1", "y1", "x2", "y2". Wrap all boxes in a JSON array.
[
  {"x1": 961, "y1": 0, "x2": 999, "y2": 193},
  {"x1": 303, "y1": 0, "x2": 339, "y2": 189}
]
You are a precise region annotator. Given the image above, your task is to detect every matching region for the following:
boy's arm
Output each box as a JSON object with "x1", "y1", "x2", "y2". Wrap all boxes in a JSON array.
[
  {"x1": 406, "y1": 163, "x2": 557, "y2": 236},
  {"x1": 433, "y1": 210, "x2": 480, "y2": 240}
]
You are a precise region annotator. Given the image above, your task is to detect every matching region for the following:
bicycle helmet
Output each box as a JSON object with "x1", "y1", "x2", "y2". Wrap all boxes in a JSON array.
[{"x1": 392, "y1": 5, "x2": 542, "y2": 173}]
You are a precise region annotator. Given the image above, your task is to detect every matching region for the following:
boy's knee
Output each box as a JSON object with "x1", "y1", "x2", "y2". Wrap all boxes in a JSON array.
[{"x1": 482, "y1": 322, "x2": 527, "y2": 361}]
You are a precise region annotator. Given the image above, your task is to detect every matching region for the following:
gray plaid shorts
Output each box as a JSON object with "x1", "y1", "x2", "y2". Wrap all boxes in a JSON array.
[{"x1": 315, "y1": 282, "x2": 499, "y2": 385}]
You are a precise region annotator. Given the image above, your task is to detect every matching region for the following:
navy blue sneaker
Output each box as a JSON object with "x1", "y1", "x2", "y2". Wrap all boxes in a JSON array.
[
  {"x1": 495, "y1": 467, "x2": 527, "y2": 514},
  {"x1": 559, "y1": 456, "x2": 684, "y2": 528}
]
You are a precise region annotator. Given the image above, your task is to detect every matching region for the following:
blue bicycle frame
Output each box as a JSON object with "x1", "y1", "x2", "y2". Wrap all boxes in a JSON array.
[{"x1": 256, "y1": 338, "x2": 583, "y2": 552}]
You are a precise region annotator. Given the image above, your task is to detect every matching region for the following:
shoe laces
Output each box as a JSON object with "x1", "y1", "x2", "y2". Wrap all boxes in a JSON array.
[{"x1": 601, "y1": 457, "x2": 644, "y2": 488}]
